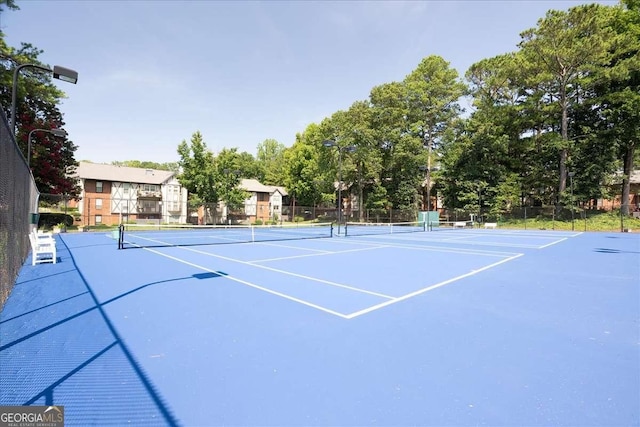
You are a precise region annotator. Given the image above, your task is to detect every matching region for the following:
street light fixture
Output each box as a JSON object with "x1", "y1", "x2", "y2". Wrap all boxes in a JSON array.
[
  {"x1": 323, "y1": 139, "x2": 356, "y2": 234},
  {"x1": 11, "y1": 63, "x2": 78, "y2": 135},
  {"x1": 27, "y1": 128, "x2": 67, "y2": 167},
  {"x1": 568, "y1": 171, "x2": 575, "y2": 231}
]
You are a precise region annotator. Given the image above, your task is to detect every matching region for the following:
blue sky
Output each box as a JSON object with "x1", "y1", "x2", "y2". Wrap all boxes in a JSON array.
[{"x1": 2, "y1": 0, "x2": 616, "y2": 164}]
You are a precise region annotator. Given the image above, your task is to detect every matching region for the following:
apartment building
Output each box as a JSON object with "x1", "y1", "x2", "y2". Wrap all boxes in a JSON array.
[
  {"x1": 72, "y1": 162, "x2": 188, "y2": 226},
  {"x1": 199, "y1": 179, "x2": 288, "y2": 224},
  {"x1": 240, "y1": 179, "x2": 287, "y2": 223}
]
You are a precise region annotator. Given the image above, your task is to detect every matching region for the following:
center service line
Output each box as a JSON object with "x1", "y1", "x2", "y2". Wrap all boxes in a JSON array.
[
  {"x1": 136, "y1": 246, "x2": 351, "y2": 319},
  {"x1": 130, "y1": 235, "x2": 395, "y2": 300}
]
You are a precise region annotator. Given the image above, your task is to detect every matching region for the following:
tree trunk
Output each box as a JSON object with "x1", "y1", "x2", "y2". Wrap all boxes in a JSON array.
[
  {"x1": 557, "y1": 88, "x2": 569, "y2": 215},
  {"x1": 559, "y1": 89, "x2": 569, "y2": 196}
]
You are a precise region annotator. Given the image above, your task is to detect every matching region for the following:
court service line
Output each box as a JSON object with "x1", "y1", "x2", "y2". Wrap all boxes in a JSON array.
[
  {"x1": 391, "y1": 233, "x2": 571, "y2": 250},
  {"x1": 311, "y1": 233, "x2": 520, "y2": 256},
  {"x1": 173, "y1": 246, "x2": 396, "y2": 300},
  {"x1": 345, "y1": 253, "x2": 525, "y2": 319},
  {"x1": 340, "y1": 237, "x2": 522, "y2": 257},
  {"x1": 442, "y1": 230, "x2": 581, "y2": 239},
  {"x1": 255, "y1": 241, "x2": 333, "y2": 253},
  {"x1": 404, "y1": 229, "x2": 581, "y2": 239},
  {"x1": 181, "y1": 246, "x2": 395, "y2": 299},
  {"x1": 137, "y1": 246, "x2": 351, "y2": 319},
  {"x1": 249, "y1": 245, "x2": 388, "y2": 263},
  {"x1": 441, "y1": 234, "x2": 485, "y2": 242},
  {"x1": 351, "y1": 233, "x2": 543, "y2": 249},
  {"x1": 538, "y1": 237, "x2": 571, "y2": 249}
]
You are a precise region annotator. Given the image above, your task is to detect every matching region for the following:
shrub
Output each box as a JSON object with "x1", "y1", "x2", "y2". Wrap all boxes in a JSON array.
[{"x1": 38, "y1": 213, "x2": 74, "y2": 228}]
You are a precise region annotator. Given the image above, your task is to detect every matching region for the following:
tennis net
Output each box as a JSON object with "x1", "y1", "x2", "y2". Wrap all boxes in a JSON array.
[
  {"x1": 117, "y1": 222, "x2": 333, "y2": 249},
  {"x1": 344, "y1": 221, "x2": 425, "y2": 236}
]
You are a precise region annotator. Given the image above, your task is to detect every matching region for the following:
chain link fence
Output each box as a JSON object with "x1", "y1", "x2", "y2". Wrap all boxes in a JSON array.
[
  {"x1": 282, "y1": 206, "x2": 418, "y2": 223},
  {"x1": 438, "y1": 205, "x2": 638, "y2": 232},
  {"x1": 281, "y1": 204, "x2": 639, "y2": 231},
  {"x1": 44, "y1": 191, "x2": 638, "y2": 234},
  {"x1": 1, "y1": 110, "x2": 40, "y2": 309}
]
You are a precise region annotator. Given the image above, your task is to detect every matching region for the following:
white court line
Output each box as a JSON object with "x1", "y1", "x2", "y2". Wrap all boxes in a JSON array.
[
  {"x1": 139, "y1": 241, "x2": 396, "y2": 300},
  {"x1": 250, "y1": 233, "x2": 524, "y2": 262},
  {"x1": 306, "y1": 233, "x2": 522, "y2": 256},
  {"x1": 441, "y1": 234, "x2": 486, "y2": 242},
  {"x1": 337, "y1": 237, "x2": 522, "y2": 257},
  {"x1": 538, "y1": 236, "x2": 574, "y2": 249},
  {"x1": 345, "y1": 253, "x2": 525, "y2": 319},
  {"x1": 255, "y1": 241, "x2": 333, "y2": 253},
  {"x1": 349, "y1": 233, "x2": 546, "y2": 249},
  {"x1": 437, "y1": 229, "x2": 581, "y2": 239},
  {"x1": 250, "y1": 245, "x2": 388, "y2": 263},
  {"x1": 351, "y1": 234, "x2": 538, "y2": 252},
  {"x1": 423, "y1": 230, "x2": 582, "y2": 249},
  {"x1": 124, "y1": 233, "x2": 527, "y2": 319},
  {"x1": 183, "y1": 248, "x2": 395, "y2": 299},
  {"x1": 133, "y1": 246, "x2": 351, "y2": 319},
  {"x1": 458, "y1": 232, "x2": 577, "y2": 240}
]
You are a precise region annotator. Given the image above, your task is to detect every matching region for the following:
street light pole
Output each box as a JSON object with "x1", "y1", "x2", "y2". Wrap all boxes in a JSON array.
[
  {"x1": 418, "y1": 164, "x2": 440, "y2": 228},
  {"x1": 27, "y1": 128, "x2": 67, "y2": 167},
  {"x1": 426, "y1": 171, "x2": 433, "y2": 215},
  {"x1": 568, "y1": 171, "x2": 575, "y2": 231},
  {"x1": 11, "y1": 64, "x2": 78, "y2": 135},
  {"x1": 323, "y1": 140, "x2": 355, "y2": 234},
  {"x1": 418, "y1": 165, "x2": 429, "y2": 212}
]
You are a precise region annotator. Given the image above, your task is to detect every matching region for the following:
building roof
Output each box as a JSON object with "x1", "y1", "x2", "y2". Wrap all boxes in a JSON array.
[
  {"x1": 241, "y1": 179, "x2": 287, "y2": 195},
  {"x1": 613, "y1": 169, "x2": 640, "y2": 185},
  {"x1": 265, "y1": 185, "x2": 288, "y2": 196},
  {"x1": 75, "y1": 162, "x2": 175, "y2": 185}
]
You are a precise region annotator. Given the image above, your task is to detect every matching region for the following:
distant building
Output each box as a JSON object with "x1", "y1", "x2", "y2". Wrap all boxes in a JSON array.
[
  {"x1": 239, "y1": 179, "x2": 288, "y2": 223},
  {"x1": 71, "y1": 162, "x2": 188, "y2": 226},
  {"x1": 201, "y1": 179, "x2": 289, "y2": 224},
  {"x1": 598, "y1": 170, "x2": 640, "y2": 213}
]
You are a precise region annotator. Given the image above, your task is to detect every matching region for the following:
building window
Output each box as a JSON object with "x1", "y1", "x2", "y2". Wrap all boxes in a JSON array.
[
  {"x1": 142, "y1": 200, "x2": 156, "y2": 212},
  {"x1": 96, "y1": 181, "x2": 103, "y2": 193},
  {"x1": 95, "y1": 215, "x2": 102, "y2": 224},
  {"x1": 95, "y1": 199, "x2": 103, "y2": 209}
]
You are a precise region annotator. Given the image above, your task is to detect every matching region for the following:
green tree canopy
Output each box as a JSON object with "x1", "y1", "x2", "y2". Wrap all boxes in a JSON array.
[{"x1": 177, "y1": 131, "x2": 217, "y2": 208}]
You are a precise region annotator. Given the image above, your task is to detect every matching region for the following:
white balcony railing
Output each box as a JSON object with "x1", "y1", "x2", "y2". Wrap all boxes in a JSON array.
[{"x1": 137, "y1": 190, "x2": 162, "y2": 198}]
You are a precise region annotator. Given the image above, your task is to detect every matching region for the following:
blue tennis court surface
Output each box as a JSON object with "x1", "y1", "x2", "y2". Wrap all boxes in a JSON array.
[{"x1": 1, "y1": 228, "x2": 638, "y2": 426}]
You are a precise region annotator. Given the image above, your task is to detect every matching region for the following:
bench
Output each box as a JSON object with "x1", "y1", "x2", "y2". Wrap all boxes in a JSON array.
[
  {"x1": 29, "y1": 229, "x2": 57, "y2": 265},
  {"x1": 453, "y1": 221, "x2": 467, "y2": 228},
  {"x1": 484, "y1": 222, "x2": 497, "y2": 229}
]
